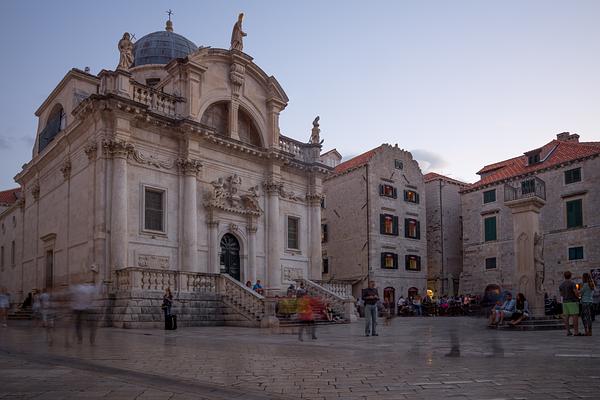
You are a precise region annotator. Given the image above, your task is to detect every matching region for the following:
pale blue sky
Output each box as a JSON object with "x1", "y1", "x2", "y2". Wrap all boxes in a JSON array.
[{"x1": 1, "y1": 0, "x2": 600, "y2": 190}]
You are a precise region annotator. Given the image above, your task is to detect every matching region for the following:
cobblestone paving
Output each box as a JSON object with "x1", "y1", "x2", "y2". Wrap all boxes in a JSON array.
[{"x1": 1, "y1": 317, "x2": 599, "y2": 399}]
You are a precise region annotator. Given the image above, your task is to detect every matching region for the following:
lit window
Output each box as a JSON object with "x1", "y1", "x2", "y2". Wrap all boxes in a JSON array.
[
  {"x1": 404, "y1": 218, "x2": 420, "y2": 239},
  {"x1": 381, "y1": 252, "x2": 398, "y2": 269},
  {"x1": 405, "y1": 255, "x2": 421, "y2": 271},
  {"x1": 380, "y1": 214, "x2": 398, "y2": 236},
  {"x1": 404, "y1": 190, "x2": 419, "y2": 204},
  {"x1": 144, "y1": 188, "x2": 165, "y2": 232},
  {"x1": 379, "y1": 184, "x2": 397, "y2": 198}
]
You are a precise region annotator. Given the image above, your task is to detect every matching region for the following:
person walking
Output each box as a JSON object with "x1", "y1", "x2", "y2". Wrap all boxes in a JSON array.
[
  {"x1": 297, "y1": 293, "x2": 317, "y2": 341},
  {"x1": 580, "y1": 273, "x2": 595, "y2": 336},
  {"x1": 362, "y1": 281, "x2": 379, "y2": 336},
  {"x1": 0, "y1": 287, "x2": 9, "y2": 327},
  {"x1": 559, "y1": 271, "x2": 581, "y2": 336}
]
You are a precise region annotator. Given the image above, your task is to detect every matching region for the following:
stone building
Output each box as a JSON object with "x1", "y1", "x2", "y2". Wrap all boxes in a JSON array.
[
  {"x1": 0, "y1": 17, "x2": 339, "y2": 326},
  {"x1": 424, "y1": 173, "x2": 467, "y2": 297},
  {"x1": 460, "y1": 132, "x2": 600, "y2": 297},
  {"x1": 321, "y1": 144, "x2": 427, "y2": 303}
]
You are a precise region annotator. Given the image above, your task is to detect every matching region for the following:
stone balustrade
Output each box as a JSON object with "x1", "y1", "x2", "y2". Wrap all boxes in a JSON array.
[
  {"x1": 295, "y1": 278, "x2": 356, "y2": 322},
  {"x1": 312, "y1": 280, "x2": 354, "y2": 299},
  {"x1": 131, "y1": 81, "x2": 181, "y2": 117},
  {"x1": 279, "y1": 135, "x2": 320, "y2": 163}
]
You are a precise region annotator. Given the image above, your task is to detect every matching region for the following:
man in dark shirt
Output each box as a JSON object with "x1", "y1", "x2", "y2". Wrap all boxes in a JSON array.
[
  {"x1": 559, "y1": 271, "x2": 580, "y2": 335},
  {"x1": 362, "y1": 281, "x2": 379, "y2": 336}
]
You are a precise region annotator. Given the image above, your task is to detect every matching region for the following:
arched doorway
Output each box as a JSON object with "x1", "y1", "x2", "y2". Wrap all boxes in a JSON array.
[{"x1": 220, "y1": 234, "x2": 240, "y2": 281}]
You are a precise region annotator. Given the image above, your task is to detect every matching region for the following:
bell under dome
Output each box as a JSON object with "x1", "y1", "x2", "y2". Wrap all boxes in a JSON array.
[{"x1": 132, "y1": 22, "x2": 198, "y2": 67}]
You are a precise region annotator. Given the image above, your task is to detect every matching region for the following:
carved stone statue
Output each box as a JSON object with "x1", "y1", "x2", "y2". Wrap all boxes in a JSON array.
[
  {"x1": 117, "y1": 32, "x2": 134, "y2": 71},
  {"x1": 210, "y1": 178, "x2": 226, "y2": 203},
  {"x1": 310, "y1": 115, "x2": 322, "y2": 145},
  {"x1": 230, "y1": 13, "x2": 247, "y2": 51},
  {"x1": 534, "y1": 232, "x2": 545, "y2": 294},
  {"x1": 227, "y1": 174, "x2": 242, "y2": 195}
]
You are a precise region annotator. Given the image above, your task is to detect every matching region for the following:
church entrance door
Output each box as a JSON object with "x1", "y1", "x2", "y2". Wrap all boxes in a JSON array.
[{"x1": 220, "y1": 234, "x2": 240, "y2": 281}]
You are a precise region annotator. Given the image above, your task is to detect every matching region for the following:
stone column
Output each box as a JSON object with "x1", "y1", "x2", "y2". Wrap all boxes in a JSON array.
[
  {"x1": 106, "y1": 140, "x2": 132, "y2": 272},
  {"x1": 263, "y1": 177, "x2": 283, "y2": 294},
  {"x1": 229, "y1": 101, "x2": 240, "y2": 140},
  {"x1": 207, "y1": 216, "x2": 219, "y2": 274},
  {"x1": 307, "y1": 192, "x2": 323, "y2": 280},
  {"x1": 247, "y1": 219, "x2": 257, "y2": 284},
  {"x1": 505, "y1": 195, "x2": 546, "y2": 317},
  {"x1": 179, "y1": 159, "x2": 202, "y2": 272}
]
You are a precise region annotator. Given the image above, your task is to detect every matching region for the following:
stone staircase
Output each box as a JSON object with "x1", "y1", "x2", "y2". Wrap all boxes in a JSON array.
[
  {"x1": 8, "y1": 307, "x2": 33, "y2": 321},
  {"x1": 495, "y1": 316, "x2": 565, "y2": 331}
]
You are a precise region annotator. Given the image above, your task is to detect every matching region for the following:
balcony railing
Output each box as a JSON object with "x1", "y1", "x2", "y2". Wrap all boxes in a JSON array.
[{"x1": 504, "y1": 176, "x2": 546, "y2": 202}]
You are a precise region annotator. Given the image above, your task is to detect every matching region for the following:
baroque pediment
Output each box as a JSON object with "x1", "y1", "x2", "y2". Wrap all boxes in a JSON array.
[{"x1": 204, "y1": 173, "x2": 262, "y2": 216}]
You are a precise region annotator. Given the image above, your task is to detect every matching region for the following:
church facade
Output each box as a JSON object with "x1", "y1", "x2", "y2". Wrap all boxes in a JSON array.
[{"x1": 0, "y1": 18, "x2": 329, "y2": 303}]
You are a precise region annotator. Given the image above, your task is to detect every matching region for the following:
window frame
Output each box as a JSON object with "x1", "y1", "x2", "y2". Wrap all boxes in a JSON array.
[
  {"x1": 381, "y1": 252, "x2": 399, "y2": 269},
  {"x1": 321, "y1": 223, "x2": 328, "y2": 243},
  {"x1": 322, "y1": 257, "x2": 329, "y2": 274},
  {"x1": 141, "y1": 185, "x2": 167, "y2": 235},
  {"x1": 483, "y1": 189, "x2": 496, "y2": 204},
  {"x1": 380, "y1": 214, "x2": 399, "y2": 236},
  {"x1": 404, "y1": 190, "x2": 420, "y2": 204},
  {"x1": 379, "y1": 184, "x2": 398, "y2": 199},
  {"x1": 404, "y1": 218, "x2": 420, "y2": 239},
  {"x1": 286, "y1": 215, "x2": 301, "y2": 251},
  {"x1": 564, "y1": 167, "x2": 582, "y2": 185},
  {"x1": 565, "y1": 198, "x2": 583, "y2": 229},
  {"x1": 483, "y1": 216, "x2": 497, "y2": 242},
  {"x1": 405, "y1": 254, "x2": 421, "y2": 271},
  {"x1": 568, "y1": 246, "x2": 584, "y2": 261},
  {"x1": 485, "y1": 257, "x2": 497, "y2": 270},
  {"x1": 394, "y1": 160, "x2": 404, "y2": 170}
]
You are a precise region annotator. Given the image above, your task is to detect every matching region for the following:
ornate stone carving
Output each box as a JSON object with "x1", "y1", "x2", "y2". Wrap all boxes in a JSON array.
[
  {"x1": 102, "y1": 139, "x2": 134, "y2": 159},
  {"x1": 60, "y1": 159, "x2": 72, "y2": 180},
  {"x1": 306, "y1": 191, "x2": 323, "y2": 205},
  {"x1": 84, "y1": 142, "x2": 98, "y2": 162},
  {"x1": 309, "y1": 115, "x2": 323, "y2": 145},
  {"x1": 230, "y1": 13, "x2": 247, "y2": 52},
  {"x1": 177, "y1": 158, "x2": 202, "y2": 176},
  {"x1": 282, "y1": 266, "x2": 304, "y2": 283},
  {"x1": 279, "y1": 187, "x2": 305, "y2": 202},
  {"x1": 534, "y1": 232, "x2": 545, "y2": 294},
  {"x1": 31, "y1": 183, "x2": 40, "y2": 201},
  {"x1": 228, "y1": 223, "x2": 239, "y2": 232},
  {"x1": 229, "y1": 62, "x2": 245, "y2": 97},
  {"x1": 137, "y1": 254, "x2": 170, "y2": 270},
  {"x1": 205, "y1": 174, "x2": 262, "y2": 216},
  {"x1": 262, "y1": 177, "x2": 283, "y2": 194},
  {"x1": 131, "y1": 149, "x2": 174, "y2": 169},
  {"x1": 117, "y1": 32, "x2": 134, "y2": 71}
]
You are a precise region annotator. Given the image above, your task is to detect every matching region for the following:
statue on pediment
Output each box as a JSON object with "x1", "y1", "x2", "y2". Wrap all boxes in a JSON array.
[
  {"x1": 117, "y1": 32, "x2": 134, "y2": 71},
  {"x1": 309, "y1": 115, "x2": 323, "y2": 145},
  {"x1": 230, "y1": 13, "x2": 247, "y2": 52}
]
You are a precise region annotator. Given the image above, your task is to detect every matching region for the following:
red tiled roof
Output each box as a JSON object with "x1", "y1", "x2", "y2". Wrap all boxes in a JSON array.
[
  {"x1": 464, "y1": 139, "x2": 600, "y2": 192},
  {"x1": 333, "y1": 146, "x2": 380, "y2": 175},
  {"x1": 0, "y1": 188, "x2": 21, "y2": 206},
  {"x1": 424, "y1": 172, "x2": 468, "y2": 186}
]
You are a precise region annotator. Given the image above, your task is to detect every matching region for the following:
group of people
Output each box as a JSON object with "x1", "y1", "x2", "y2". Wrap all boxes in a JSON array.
[
  {"x1": 488, "y1": 292, "x2": 530, "y2": 327},
  {"x1": 245, "y1": 280, "x2": 265, "y2": 295}
]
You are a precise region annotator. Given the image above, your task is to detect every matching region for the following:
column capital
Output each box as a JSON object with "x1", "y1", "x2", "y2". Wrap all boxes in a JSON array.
[
  {"x1": 263, "y1": 177, "x2": 283, "y2": 195},
  {"x1": 306, "y1": 192, "x2": 323, "y2": 206},
  {"x1": 177, "y1": 158, "x2": 202, "y2": 176},
  {"x1": 102, "y1": 138, "x2": 134, "y2": 159}
]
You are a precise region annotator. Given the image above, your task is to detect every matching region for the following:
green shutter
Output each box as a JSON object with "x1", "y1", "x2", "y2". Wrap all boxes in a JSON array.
[
  {"x1": 380, "y1": 214, "x2": 385, "y2": 234},
  {"x1": 484, "y1": 217, "x2": 497, "y2": 241},
  {"x1": 566, "y1": 200, "x2": 583, "y2": 228},
  {"x1": 416, "y1": 221, "x2": 421, "y2": 239},
  {"x1": 393, "y1": 216, "x2": 399, "y2": 235}
]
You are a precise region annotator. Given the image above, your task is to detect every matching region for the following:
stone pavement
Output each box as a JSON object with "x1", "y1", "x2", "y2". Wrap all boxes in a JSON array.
[{"x1": 1, "y1": 317, "x2": 599, "y2": 399}]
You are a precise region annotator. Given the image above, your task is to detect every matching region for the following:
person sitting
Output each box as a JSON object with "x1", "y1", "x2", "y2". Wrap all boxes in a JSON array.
[
  {"x1": 509, "y1": 293, "x2": 530, "y2": 326},
  {"x1": 489, "y1": 293, "x2": 516, "y2": 326},
  {"x1": 325, "y1": 303, "x2": 334, "y2": 321},
  {"x1": 286, "y1": 284, "x2": 296, "y2": 297},
  {"x1": 245, "y1": 281, "x2": 252, "y2": 288},
  {"x1": 252, "y1": 280, "x2": 264, "y2": 295}
]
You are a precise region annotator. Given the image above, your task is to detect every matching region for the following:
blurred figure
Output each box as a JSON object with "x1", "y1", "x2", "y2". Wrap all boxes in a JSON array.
[
  {"x1": 71, "y1": 281, "x2": 99, "y2": 344},
  {"x1": 0, "y1": 287, "x2": 9, "y2": 327},
  {"x1": 286, "y1": 284, "x2": 296, "y2": 297},
  {"x1": 362, "y1": 281, "x2": 379, "y2": 336},
  {"x1": 297, "y1": 293, "x2": 317, "y2": 341},
  {"x1": 560, "y1": 271, "x2": 580, "y2": 336},
  {"x1": 296, "y1": 281, "x2": 307, "y2": 298},
  {"x1": 580, "y1": 273, "x2": 595, "y2": 336},
  {"x1": 413, "y1": 295, "x2": 423, "y2": 317},
  {"x1": 162, "y1": 288, "x2": 173, "y2": 318},
  {"x1": 32, "y1": 290, "x2": 41, "y2": 326},
  {"x1": 509, "y1": 293, "x2": 530, "y2": 326}
]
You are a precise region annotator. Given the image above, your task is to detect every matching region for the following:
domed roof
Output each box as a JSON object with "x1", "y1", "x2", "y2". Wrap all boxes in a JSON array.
[{"x1": 132, "y1": 30, "x2": 198, "y2": 67}]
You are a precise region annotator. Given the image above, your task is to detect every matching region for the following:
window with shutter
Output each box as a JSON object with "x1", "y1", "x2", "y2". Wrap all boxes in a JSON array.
[
  {"x1": 484, "y1": 216, "x2": 497, "y2": 242},
  {"x1": 405, "y1": 255, "x2": 421, "y2": 271},
  {"x1": 483, "y1": 189, "x2": 496, "y2": 204},
  {"x1": 405, "y1": 218, "x2": 419, "y2": 239},
  {"x1": 404, "y1": 190, "x2": 419, "y2": 204},
  {"x1": 485, "y1": 257, "x2": 497, "y2": 269},
  {"x1": 381, "y1": 214, "x2": 398, "y2": 235},
  {"x1": 381, "y1": 252, "x2": 398, "y2": 269},
  {"x1": 568, "y1": 247, "x2": 584, "y2": 260},
  {"x1": 566, "y1": 199, "x2": 583, "y2": 228},
  {"x1": 144, "y1": 188, "x2": 165, "y2": 232},
  {"x1": 564, "y1": 168, "x2": 581, "y2": 184}
]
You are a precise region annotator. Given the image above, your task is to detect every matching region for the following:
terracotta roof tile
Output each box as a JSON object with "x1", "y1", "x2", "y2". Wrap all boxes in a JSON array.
[
  {"x1": 0, "y1": 188, "x2": 21, "y2": 206},
  {"x1": 333, "y1": 146, "x2": 380, "y2": 175},
  {"x1": 465, "y1": 139, "x2": 600, "y2": 192}
]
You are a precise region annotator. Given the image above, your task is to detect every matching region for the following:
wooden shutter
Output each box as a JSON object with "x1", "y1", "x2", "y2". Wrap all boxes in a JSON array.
[
  {"x1": 416, "y1": 221, "x2": 421, "y2": 239},
  {"x1": 380, "y1": 252, "x2": 386, "y2": 268},
  {"x1": 415, "y1": 193, "x2": 420, "y2": 204},
  {"x1": 379, "y1": 184, "x2": 384, "y2": 196},
  {"x1": 380, "y1": 214, "x2": 385, "y2": 234},
  {"x1": 393, "y1": 187, "x2": 398, "y2": 199},
  {"x1": 392, "y1": 216, "x2": 399, "y2": 235}
]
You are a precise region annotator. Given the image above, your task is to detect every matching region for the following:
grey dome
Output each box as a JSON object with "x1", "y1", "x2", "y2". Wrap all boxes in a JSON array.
[{"x1": 132, "y1": 30, "x2": 198, "y2": 67}]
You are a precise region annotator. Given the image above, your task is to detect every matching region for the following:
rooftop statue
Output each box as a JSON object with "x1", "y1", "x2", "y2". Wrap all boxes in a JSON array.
[
  {"x1": 230, "y1": 13, "x2": 247, "y2": 51},
  {"x1": 310, "y1": 116, "x2": 323, "y2": 145},
  {"x1": 117, "y1": 32, "x2": 134, "y2": 71}
]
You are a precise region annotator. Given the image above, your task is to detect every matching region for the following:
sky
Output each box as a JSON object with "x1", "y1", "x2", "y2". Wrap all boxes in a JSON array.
[{"x1": 1, "y1": 0, "x2": 600, "y2": 190}]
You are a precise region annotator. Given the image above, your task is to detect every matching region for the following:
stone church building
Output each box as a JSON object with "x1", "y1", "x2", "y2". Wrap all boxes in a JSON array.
[{"x1": 0, "y1": 17, "x2": 335, "y2": 324}]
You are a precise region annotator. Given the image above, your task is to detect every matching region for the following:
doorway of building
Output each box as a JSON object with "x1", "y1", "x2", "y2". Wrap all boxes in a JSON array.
[
  {"x1": 220, "y1": 234, "x2": 240, "y2": 281},
  {"x1": 45, "y1": 250, "x2": 54, "y2": 289}
]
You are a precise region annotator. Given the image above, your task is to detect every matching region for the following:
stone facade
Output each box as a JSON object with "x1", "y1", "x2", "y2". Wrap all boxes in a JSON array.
[
  {"x1": 0, "y1": 19, "x2": 329, "y2": 308},
  {"x1": 424, "y1": 173, "x2": 467, "y2": 297},
  {"x1": 321, "y1": 144, "x2": 427, "y2": 302},
  {"x1": 460, "y1": 133, "x2": 600, "y2": 297}
]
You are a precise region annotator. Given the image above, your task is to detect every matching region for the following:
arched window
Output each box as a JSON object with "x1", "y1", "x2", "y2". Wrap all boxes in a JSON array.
[
  {"x1": 237, "y1": 108, "x2": 262, "y2": 147},
  {"x1": 38, "y1": 104, "x2": 66, "y2": 153},
  {"x1": 200, "y1": 102, "x2": 229, "y2": 136}
]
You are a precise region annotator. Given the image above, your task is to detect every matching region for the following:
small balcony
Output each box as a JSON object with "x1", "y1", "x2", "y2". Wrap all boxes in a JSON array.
[{"x1": 504, "y1": 176, "x2": 546, "y2": 202}]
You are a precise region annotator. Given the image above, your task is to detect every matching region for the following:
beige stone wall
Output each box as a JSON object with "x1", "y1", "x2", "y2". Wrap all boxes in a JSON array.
[
  {"x1": 460, "y1": 156, "x2": 600, "y2": 297},
  {"x1": 425, "y1": 178, "x2": 464, "y2": 296}
]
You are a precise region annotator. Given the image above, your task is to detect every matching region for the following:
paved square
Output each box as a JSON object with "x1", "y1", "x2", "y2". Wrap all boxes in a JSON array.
[{"x1": 1, "y1": 317, "x2": 599, "y2": 399}]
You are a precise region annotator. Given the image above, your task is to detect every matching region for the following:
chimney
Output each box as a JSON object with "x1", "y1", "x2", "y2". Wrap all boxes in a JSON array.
[{"x1": 556, "y1": 132, "x2": 580, "y2": 143}]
